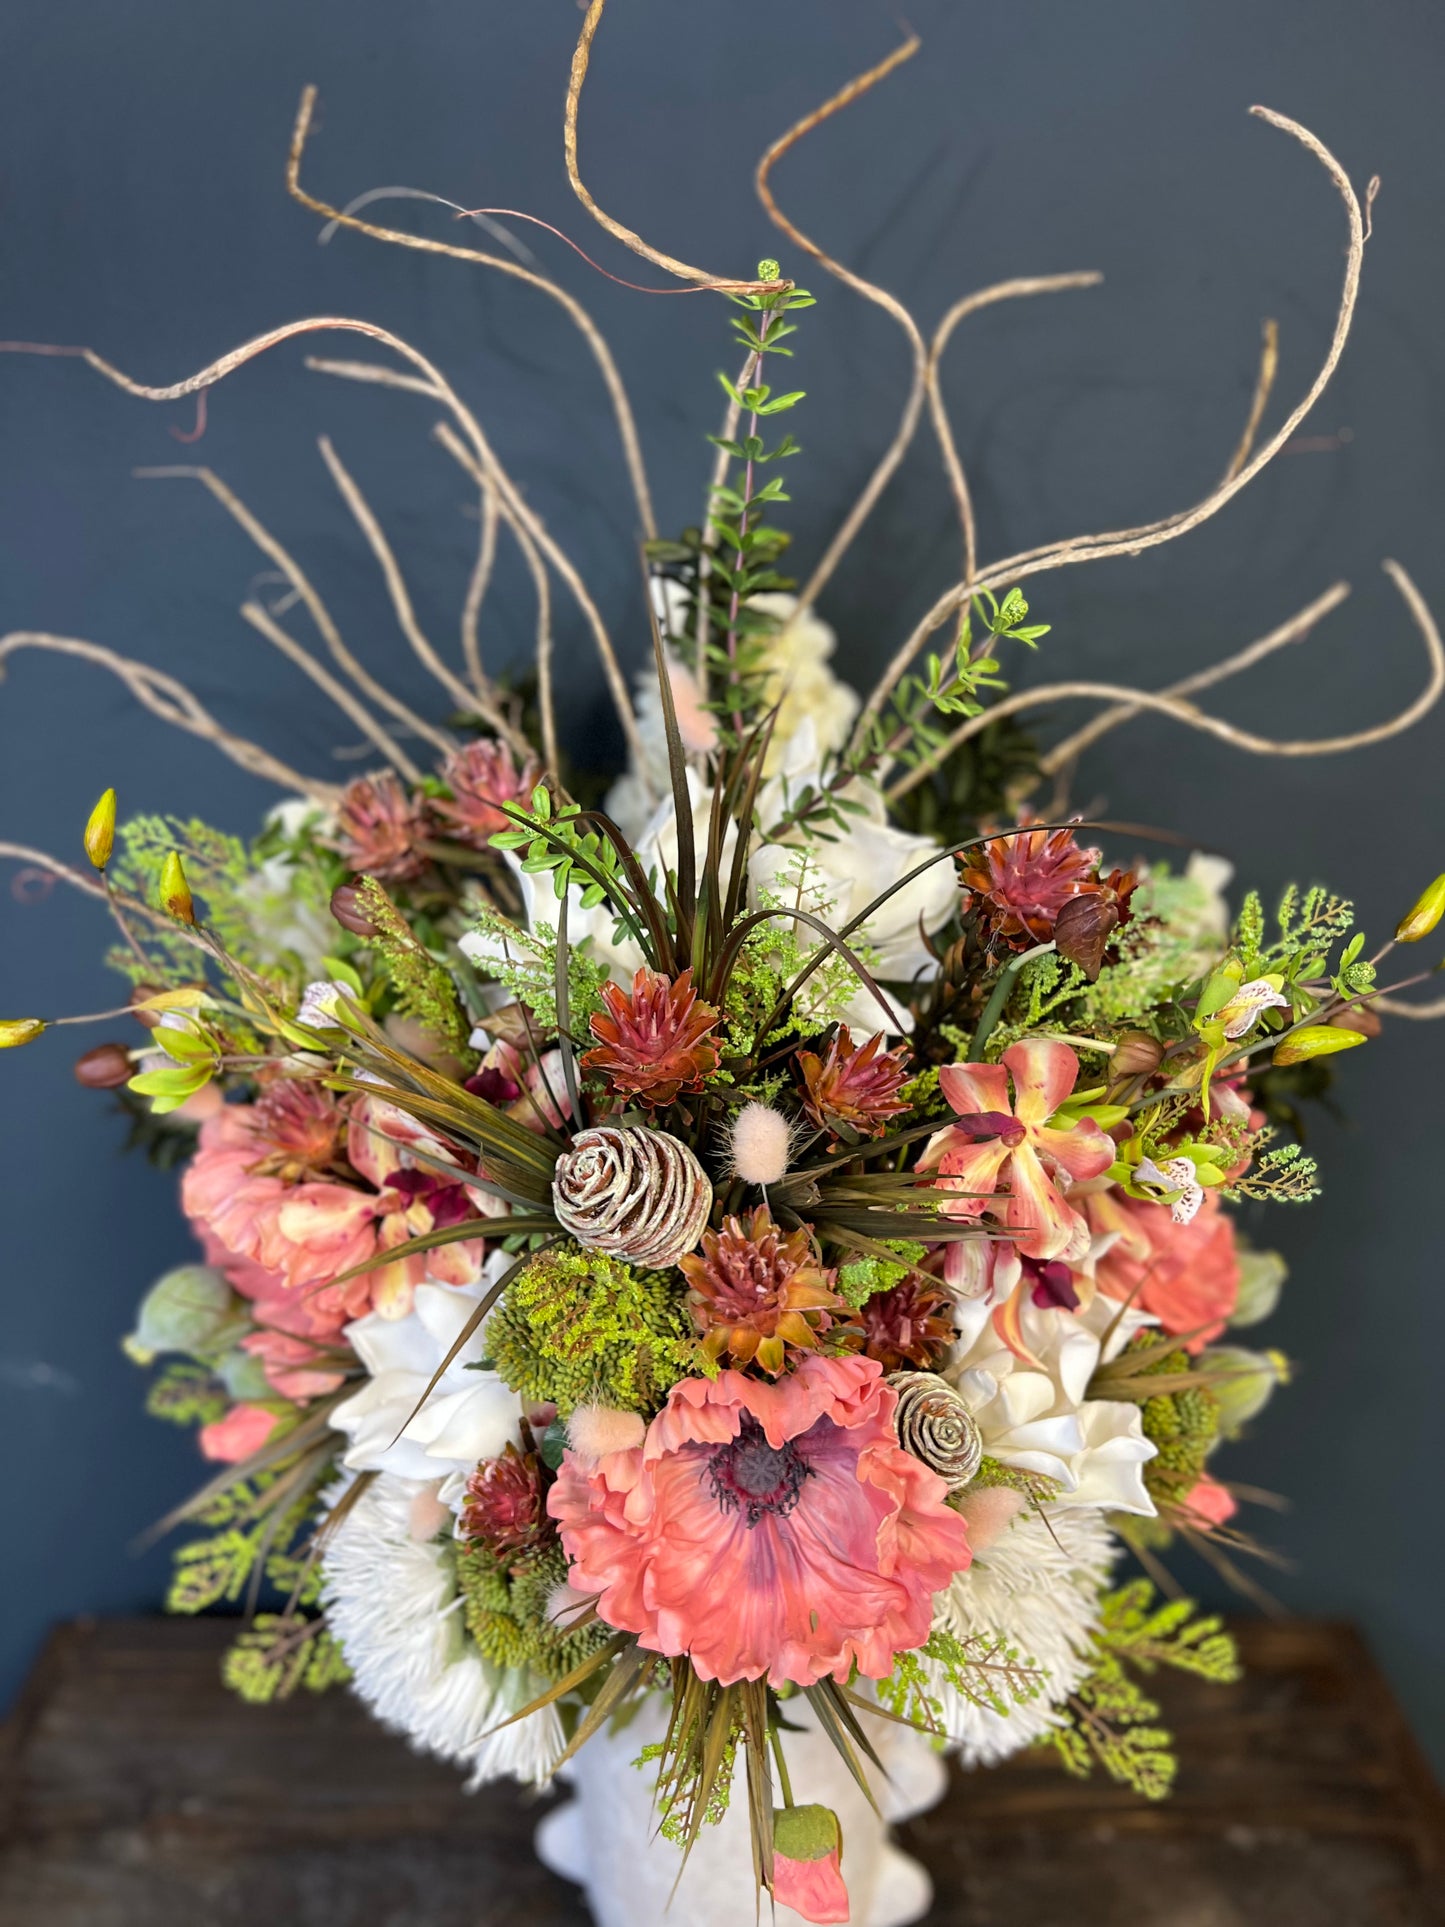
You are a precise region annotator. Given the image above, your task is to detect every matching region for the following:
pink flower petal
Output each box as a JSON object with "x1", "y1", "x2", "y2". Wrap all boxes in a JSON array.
[
  {"x1": 1001, "y1": 1038, "x2": 1079, "y2": 1124},
  {"x1": 939, "y1": 1060, "x2": 1010, "y2": 1119}
]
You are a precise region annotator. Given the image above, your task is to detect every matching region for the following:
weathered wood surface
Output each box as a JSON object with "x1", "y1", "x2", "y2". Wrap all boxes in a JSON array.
[{"x1": 0, "y1": 1617, "x2": 1439, "y2": 1925}]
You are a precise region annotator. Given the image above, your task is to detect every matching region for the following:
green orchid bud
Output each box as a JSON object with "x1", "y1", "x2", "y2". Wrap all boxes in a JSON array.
[
  {"x1": 121, "y1": 1265, "x2": 243, "y2": 1366},
  {"x1": 1199, "y1": 1346, "x2": 1290, "y2": 1437},
  {"x1": 1271, "y1": 1024, "x2": 1366, "y2": 1066},
  {"x1": 1231, "y1": 1245, "x2": 1288, "y2": 1327},
  {"x1": 1395, "y1": 872, "x2": 1445, "y2": 943},
  {"x1": 83, "y1": 787, "x2": 117, "y2": 872},
  {"x1": 160, "y1": 850, "x2": 195, "y2": 924}
]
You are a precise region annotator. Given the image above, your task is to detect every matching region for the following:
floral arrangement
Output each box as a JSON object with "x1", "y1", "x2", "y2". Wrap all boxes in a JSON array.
[{"x1": 5, "y1": 10, "x2": 1445, "y2": 1923}]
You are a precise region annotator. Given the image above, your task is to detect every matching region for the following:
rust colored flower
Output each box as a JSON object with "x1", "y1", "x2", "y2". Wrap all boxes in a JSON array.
[
  {"x1": 797, "y1": 1028, "x2": 911, "y2": 1139},
  {"x1": 247, "y1": 1080, "x2": 348, "y2": 1179},
  {"x1": 431, "y1": 739, "x2": 543, "y2": 850},
  {"x1": 581, "y1": 966, "x2": 721, "y2": 1108},
  {"x1": 853, "y1": 1272, "x2": 955, "y2": 1373},
  {"x1": 460, "y1": 1443, "x2": 549, "y2": 1558},
  {"x1": 680, "y1": 1206, "x2": 845, "y2": 1375},
  {"x1": 960, "y1": 823, "x2": 1136, "y2": 956},
  {"x1": 331, "y1": 772, "x2": 429, "y2": 883}
]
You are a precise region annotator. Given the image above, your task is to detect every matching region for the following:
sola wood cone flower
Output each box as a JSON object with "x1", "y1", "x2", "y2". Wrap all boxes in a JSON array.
[
  {"x1": 581, "y1": 966, "x2": 721, "y2": 1108},
  {"x1": 547, "y1": 1355, "x2": 971, "y2": 1687},
  {"x1": 796, "y1": 1027, "x2": 911, "y2": 1139},
  {"x1": 888, "y1": 1371, "x2": 985, "y2": 1488},
  {"x1": 680, "y1": 1206, "x2": 845, "y2": 1374},
  {"x1": 551, "y1": 1124, "x2": 712, "y2": 1269},
  {"x1": 924, "y1": 1040, "x2": 1115, "y2": 1260}
]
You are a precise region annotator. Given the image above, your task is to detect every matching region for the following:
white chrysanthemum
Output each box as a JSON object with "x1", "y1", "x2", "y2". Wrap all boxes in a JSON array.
[
  {"x1": 930, "y1": 1506, "x2": 1117, "y2": 1766},
  {"x1": 321, "y1": 1471, "x2": 563, "y2": 1789}
]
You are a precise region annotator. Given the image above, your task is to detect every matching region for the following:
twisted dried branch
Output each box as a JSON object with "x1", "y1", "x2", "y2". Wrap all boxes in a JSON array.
[
  {"x1": 289, "y1": 83, "x2": 658, "y2": 540},
  {"x1": 567, "y1": 1, "x2": 784, "y2": 297},
  {"x1": 854, "y1": 106, "x2": 1370, "y2": 748},
  {"x1": 134, "y1": 464, "x2": 439, "y2": 773},
  {"x1": 884, "y1": 561, "x2": 1440, "y2": 801},
  {"x1": 755, "y1": 33, "x2": 927, "y2": 614},
  {"x1": 462, "y1": 479, "x2": 501, "y2": 699},
  {"x1": 0, "y1": 632, "x2": 342, "y2": 801},
  {"x1": 928, "y1": 273, "x2": 1104, "y2": 585},
  {"x1": 237, "y1": 598, "x2": 420, "y2": 777}
]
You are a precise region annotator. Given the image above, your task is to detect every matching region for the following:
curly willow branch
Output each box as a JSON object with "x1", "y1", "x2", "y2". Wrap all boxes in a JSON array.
[
  {"x1": 462, "y1": 480, "x2": 501, "y2": 700},
  {"x1": 316, "y1": 435, "x2": 478, "y2": 720},
  {"x1": 133, "y1": 464, "x2": 442, "y2": 772},
  {"x1": 755, "y1": 33, "x2": 928, "y2": 614},
  {"x1": 884, "y1": 561, "x2": 1441, "y2": 801},
  {"x1": 433, "y1": 422, "x2": 559, "y2": 777},
  {"x1": 1372, "y1": 994, "x2": 1445, "y2": 1019},
  {"x1": 928, "y1": 273, "x2": 1104, "y2": 586},
  {"x1": 0, "y1": 633, "x2": 342, "y2": 802},
  {"x1": 237, "y1": 598, "x2": 419, "y2": 777},
  {"x1": 1222, "y1": 316, "x2": 1280, "y2": 483},
  {"x1": 1037, "y1": 579, "x2": 1351, "y2": 778},
  {"x1": 853, "y1": 105, "x2": 1369, "y2": 750},
  {"x1": 60, "y1": 315, "x2": 648, "y2": 778},
  {"x1": 567, "y1": 1, "x2": 783, "y2": 296},
  {"x1": 289, "y1": 84, "x2": 657, "y2": 541}
]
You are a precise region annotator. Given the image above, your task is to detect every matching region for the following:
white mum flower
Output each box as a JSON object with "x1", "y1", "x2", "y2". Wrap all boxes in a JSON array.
[
  {"x1": 929, "y1": 1505, "x2": 1117, "y2": 1766},
  {"x1": 321, "y1": 1472, "x2": 562, "y2": 1788}
]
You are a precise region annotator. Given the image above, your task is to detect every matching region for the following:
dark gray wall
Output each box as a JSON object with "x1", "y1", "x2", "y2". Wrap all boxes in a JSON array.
[{"x1": 2, "y1": 0, "x2": 1442, "y2": 1772}]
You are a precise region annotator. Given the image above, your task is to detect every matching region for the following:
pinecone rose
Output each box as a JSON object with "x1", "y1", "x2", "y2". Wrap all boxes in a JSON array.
[
  {"x1": 680, "y1": 1206, "x2": 845, "y2": 1375},
  {"x1": 854, "y1": 1271, "x2": 954, "y2": 1372},
  {"x1": 581, "y1": 966, "x2": 721, "y2": 1108},
  {"x1": 331, "y1": 772, "x2": 429, "y2": 883},
  {"x1": 797, "y1": 1027, "x2": 911, "y2": 1140},
  {"x1": 432, "y1": 739, "x2": 543, "y2": 849},
  {"x1": 960, "y1": 823, "x2": 1135, "y2": 958},
  {"x1": 888, "y1": 1370, "x2": 984, "y2": 1488},
  {"x1": 551, "y1": 1124, "x2": 712, "y2": 1268},
  {"x1": 460, "y1": 1443, "x2": 549, "y2": 1558}
]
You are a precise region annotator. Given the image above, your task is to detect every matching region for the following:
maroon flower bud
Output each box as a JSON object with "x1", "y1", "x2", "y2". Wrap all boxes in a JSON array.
[
  {"x1": 74, "y1": 1042, "x2": 134, "y2": 1089},
  {"x1": 1053, "y1": 891, "x2": 1121, "y2": 982},
  {"x1": 1111, "y1": 1029, "x2": 1164, "y2": 1079},
  {"x1": 330, "y1": 881, "x2": 378, "y2": 939}
]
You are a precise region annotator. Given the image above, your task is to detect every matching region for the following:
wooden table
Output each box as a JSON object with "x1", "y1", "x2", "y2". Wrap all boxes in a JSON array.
[{"x1": 1, "y1": 1617, "x2": 1440, "y2": 1925}]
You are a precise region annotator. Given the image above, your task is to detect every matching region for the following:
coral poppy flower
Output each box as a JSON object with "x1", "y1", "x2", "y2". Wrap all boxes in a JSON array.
[
  {"x1": 922, "y1": 1041, "x2": 1114, "y2": 1260},
  {"x1": 1084, "y1": 1188, "x2": 1240, "y2": 1351},
  {"x1": 548, "y1": 1354, "x2": 970, "y2": 1689},
  {"x1": 184, "y1": 1095, "x2": 492, "y2": 1321}
]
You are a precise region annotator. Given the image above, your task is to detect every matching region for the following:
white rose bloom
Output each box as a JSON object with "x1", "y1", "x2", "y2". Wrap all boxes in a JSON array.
[
  {"x1": 321, "y1": 1471, "x2": 562, "y2": 1788},
  {"x1": 943, "y1": 1292, "x2": 1157, "y2": 1515},
  {"x1": 928, "y1": 1506, "x2": 1117, "y2": 1766},
  {"x1": 746, "y1": 592, "x2": 860, "y2": 772},
  {"x1": 331, "y1": 1254, "x2": 522, "y2": 1505}
]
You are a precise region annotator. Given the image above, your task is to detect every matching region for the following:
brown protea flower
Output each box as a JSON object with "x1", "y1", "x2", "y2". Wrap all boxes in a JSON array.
[
  {"x1": 331, "y1": 771, "x2": 429, "y2": 883},
  {"x1": 581, "y1": 966, "x2": 721, "y2": 1108},
  {"x1": 460, "y1": 1443, "x2": 549, "y2": 1559},
  {"x1": 431, "y1": 738, "x2": 543, "y2": 850},
  {"x1": 680, "y1": 1206, "x2": 845, "y2": 1375},
  {"x1": 797, "y1": 1028, "x2": 911, "y2": 1140},
  {"x1": 960, "y1": 823, "x2": 1135, "y2": 958},
  {"x1": 854, "y1": 1273, "x2": 955, "y2": 1373}
]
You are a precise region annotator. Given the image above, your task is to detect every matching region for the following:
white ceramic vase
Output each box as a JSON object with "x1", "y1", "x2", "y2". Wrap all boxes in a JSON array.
[{"x1": 535, "y1": 1697, "x2": 947, "y2": 1927}]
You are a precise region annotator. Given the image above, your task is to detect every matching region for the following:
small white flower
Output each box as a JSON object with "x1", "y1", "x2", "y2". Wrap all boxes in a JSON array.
[
  {"x1": 1134, "y1": 1154, "x2": 1205, "y2": 1225},
  {"x1": 1215, "y1": 977, "x2": 1290, "y2": 1041},
  {"x1": 295, "y1": 979, "x2": 352, "y2": 1030}
]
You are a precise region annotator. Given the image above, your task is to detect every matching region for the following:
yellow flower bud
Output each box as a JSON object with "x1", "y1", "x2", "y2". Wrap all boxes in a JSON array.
[
  {"x1": 1271, "y1": 1024, "x2": 1367, "y2": 1067},
  {"x1": 83, "y1": 787, "x2": 117, "y2": 872},
  {"x1": 1394, "y1": 872, "x2": 1445, "y2": 943},
  {"x1": 756, "y1": 257, "x2": 781, "y2": 283},
  {"x1": 160, "y1": 851, "x2": 195, "y2": 924},
  {"x1": 0, "y1": 1018, "x2": 47, "y2": 1049}
]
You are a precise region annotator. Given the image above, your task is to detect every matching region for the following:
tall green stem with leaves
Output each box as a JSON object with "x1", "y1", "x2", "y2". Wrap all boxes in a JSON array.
[{"x1": 704, "y1": 262, "x2": 814, "y2": 739}]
